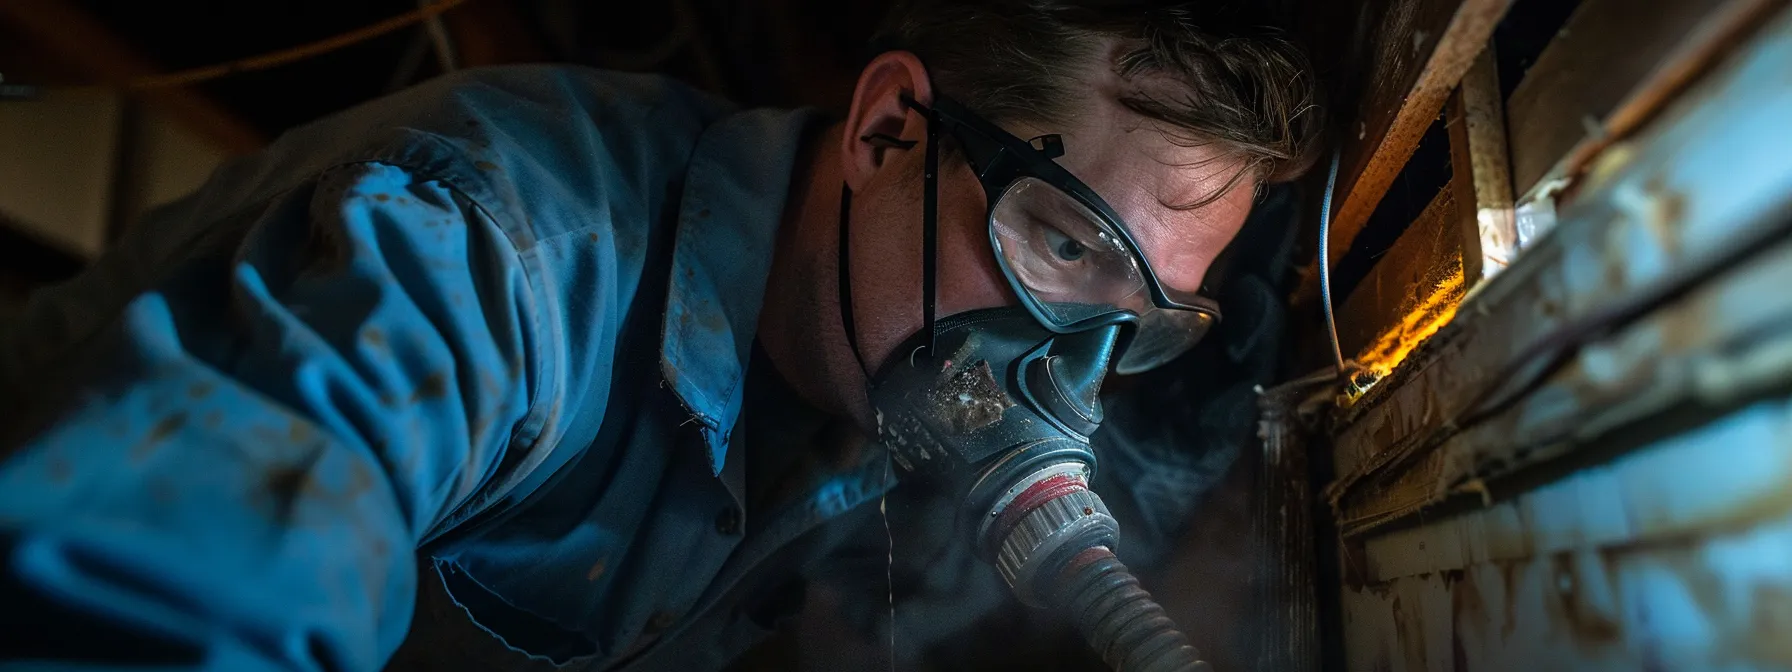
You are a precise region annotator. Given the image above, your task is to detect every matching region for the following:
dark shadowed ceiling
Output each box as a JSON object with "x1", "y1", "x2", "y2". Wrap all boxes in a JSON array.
[{"x1": 8, "y1": 0, "x2": 893, "y2": 141}]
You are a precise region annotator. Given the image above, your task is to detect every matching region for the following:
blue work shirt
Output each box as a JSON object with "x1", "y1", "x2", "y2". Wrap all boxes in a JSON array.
[{"x1": 0, "y1": 65, "x2": 889, "y2": 671}]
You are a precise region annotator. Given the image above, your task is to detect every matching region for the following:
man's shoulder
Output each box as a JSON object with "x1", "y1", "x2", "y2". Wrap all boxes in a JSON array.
[
  {"x1": 352, "y1": 65, "x2": 737, "y2": 153},
  {"x1": 160, "y1": 66, "x2": 736, "y2": 254},
  {"x1": 334, "y1": 65, "x2": 738, "y2": 244}
]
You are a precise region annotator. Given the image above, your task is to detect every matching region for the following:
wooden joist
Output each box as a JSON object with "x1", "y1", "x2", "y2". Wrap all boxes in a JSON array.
[
  {"x1": 1318, "y1": 0, "x2": 1515, "y2": 274},
  {"x1": 1505, "y1": 0, "x2": 1785, "y2": 198},
  {"x1": 1446, "y1": 47, "x2": 1516, "y2": 284},
  {"x1": 0, "y1": 0, "x2": 264, "y2": 154}
]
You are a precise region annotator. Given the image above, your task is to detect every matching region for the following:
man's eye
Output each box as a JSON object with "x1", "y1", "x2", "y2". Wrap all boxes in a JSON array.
[{"x1": 1042, "y1": 227, "x2": 1086, "y2": 262}]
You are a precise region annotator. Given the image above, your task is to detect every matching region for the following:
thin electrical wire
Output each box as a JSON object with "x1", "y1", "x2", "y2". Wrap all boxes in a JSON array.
[
  {"x1": 1319, "y1": 149, "x2": 1345, "y2": 374},
  {"x1": 126, "y1": 0, "x2": 472, "y2": 90},
  {"x1": 881, "y1": 448, "x2": 895, "y2": 672}
]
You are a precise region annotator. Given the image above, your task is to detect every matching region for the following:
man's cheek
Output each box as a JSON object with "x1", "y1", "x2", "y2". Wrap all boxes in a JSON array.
[{"x1": 938, "y1": 195, "x2": 1016, "y2": 316}]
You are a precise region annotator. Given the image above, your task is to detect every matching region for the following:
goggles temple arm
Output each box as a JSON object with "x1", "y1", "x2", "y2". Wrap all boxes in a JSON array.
[{"x1": 922, "y1": 104, "x2": 942, "y2": 353}]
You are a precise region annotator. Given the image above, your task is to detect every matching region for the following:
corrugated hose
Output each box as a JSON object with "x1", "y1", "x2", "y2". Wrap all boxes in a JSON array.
[{"x1": 1049, "y1": 547, "x2": 1211, "y2": 672}]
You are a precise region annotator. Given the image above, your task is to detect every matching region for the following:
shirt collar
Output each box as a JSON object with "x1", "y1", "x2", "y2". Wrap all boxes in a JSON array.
[{"x1": 661, "y1": 106, "x2": 821, "y2": 476}]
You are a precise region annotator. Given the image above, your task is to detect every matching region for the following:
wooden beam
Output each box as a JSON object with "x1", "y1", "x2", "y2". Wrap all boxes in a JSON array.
[
  {"x1": 1446, "y1": 47, "x2": 1516, "y2": 284},
  {"x1": 1506, "y1": 0, "x2": 1748, "y2": 195},
  {"x1": 0, "y1": 0, "x2": 264, "y2": 154},
  {"x1": 1321, "y1": 0, "x2": 1514, "y2": 271},
  {"x1": 1325, "y1": 7, "x2": 1792, "y2": 536}
]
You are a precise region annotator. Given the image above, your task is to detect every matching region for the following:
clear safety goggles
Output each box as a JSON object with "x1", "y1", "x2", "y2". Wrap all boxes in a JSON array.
[{"x1": 906, "y1": 95, "x2": 1223, "y2": 374}]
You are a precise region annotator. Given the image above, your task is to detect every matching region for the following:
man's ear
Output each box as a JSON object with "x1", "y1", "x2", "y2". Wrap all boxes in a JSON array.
[{"x1": 841, "y1": 51, "x2": 934, "y2": 192}]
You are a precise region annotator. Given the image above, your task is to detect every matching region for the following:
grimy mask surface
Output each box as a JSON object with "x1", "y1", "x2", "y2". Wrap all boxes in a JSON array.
[{"x1": 868, "y1": 307, "x2": 1122, "y2": 487}]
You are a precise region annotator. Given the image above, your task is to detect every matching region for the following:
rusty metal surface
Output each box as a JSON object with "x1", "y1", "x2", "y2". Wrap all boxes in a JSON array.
[
  {"x1": 1326, "y1": 4, "x2": 1792, "y2": 535},
  {"x1": 1343, "y1": 396, "x2": 1792, "y2": 670},
  {"x1": 1330, "y1": 7, "x2": 1792, "y2": 670},
  {"x1": 1254, "y1": 374, "x2": 1337, "y2": 671}
]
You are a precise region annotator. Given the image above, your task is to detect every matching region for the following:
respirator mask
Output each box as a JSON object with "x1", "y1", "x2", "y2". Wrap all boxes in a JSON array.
[{"x1": 837, "y1": 93, "x2": 1222, "y2": 671}]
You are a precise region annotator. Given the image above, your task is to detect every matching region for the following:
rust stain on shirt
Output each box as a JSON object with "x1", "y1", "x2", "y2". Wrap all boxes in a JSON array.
[
  {"x1": 586, "y1": 559, "x2": 608, "y2": 581},
  {"x1": 289, "y1": 420, "x2": 313, "y2": 444},
  {"x1": 261, "y1": 465, "x2": 310, "y2": 523},
  {"x1": 134, "y1": 412, "x2": 188, "y2": 462},
  {"x1": 411, "y1": 373, "x2": 449, "y2": 403}
]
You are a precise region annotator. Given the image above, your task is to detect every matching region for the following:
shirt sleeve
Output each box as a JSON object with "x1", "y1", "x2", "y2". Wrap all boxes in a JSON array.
[{"x1": 0, "y1": 161, "x2": 539, "y2": 671}]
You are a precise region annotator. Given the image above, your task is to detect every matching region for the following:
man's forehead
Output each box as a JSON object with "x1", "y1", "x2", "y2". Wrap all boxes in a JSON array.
[
  {"x1": 1014, "y1": 110, "x2": 1252, "y2": 227},
  {"x1": 1002, "y1": 97, "x2": 1256, "y2": 291},
  {"x1": 1017, "y1": 97, "x2": 1248, "y2": 206}
]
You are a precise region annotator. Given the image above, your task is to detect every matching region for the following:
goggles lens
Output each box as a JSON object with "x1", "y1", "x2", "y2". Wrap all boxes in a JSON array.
[
  {"x1": 1116, "y1": 304, "x2": 1216, "y2": 374},
  {"x1": 991, "y1": 177, "x2": 1148, "y2": 320},
  {"x1": 989, "y1": 176, "x2": 1218, "y2": 373}
]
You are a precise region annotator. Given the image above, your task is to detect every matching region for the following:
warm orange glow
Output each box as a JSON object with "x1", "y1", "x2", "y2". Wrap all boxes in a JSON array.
[{"x1": 1347, "y1": 263, "x2": 1467, "y2": 398}]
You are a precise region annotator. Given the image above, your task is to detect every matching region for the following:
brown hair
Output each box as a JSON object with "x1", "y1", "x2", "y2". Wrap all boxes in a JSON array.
[{"x1": 873, "y1": 0, "x2": 1323, "y2": 207}]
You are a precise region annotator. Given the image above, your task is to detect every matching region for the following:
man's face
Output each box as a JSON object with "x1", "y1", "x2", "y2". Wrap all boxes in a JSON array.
[{"x1": 846, "y1": 84, "x2": 1258, "y2": 374}]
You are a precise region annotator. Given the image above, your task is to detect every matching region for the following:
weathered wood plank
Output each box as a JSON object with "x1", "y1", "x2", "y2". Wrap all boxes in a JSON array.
[
  {"x1": 1447, "y1": 47, "x2": 1516, "y2": 284},
  {"x1": 1334, "y1": 185, "x2": 1466, "y2": 366},
  {"x1": 1325, "y1": 7, "x2": 1792, "y2": 537},
  {"x1": 1344, "y1": 440, "x2": 1792, "y2": 671},
  {"x1": 1505, "y1": 0, "x2": 1746, "y2": 194},
  {"x1": 1322, "y1": 0, "x2": 1515, "y2": 270}
]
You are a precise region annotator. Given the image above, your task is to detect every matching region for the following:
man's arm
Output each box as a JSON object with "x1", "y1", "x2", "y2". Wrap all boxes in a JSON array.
[{"x1": 0, "y1": 161, "x2": 539, "y2": 670}]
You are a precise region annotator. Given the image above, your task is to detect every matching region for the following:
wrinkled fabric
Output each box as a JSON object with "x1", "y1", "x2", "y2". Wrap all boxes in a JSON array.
[
  {"x1": 0, "y1": 63, "x2": 1287, "y2": 672},
  {"x1": 0, "y1": 66, "x2": 879, "y2": 672}
]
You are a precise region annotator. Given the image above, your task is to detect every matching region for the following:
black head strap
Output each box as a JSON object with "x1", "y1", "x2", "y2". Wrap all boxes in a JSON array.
[
  {"x1": 920, "y1": 105, "x2": 942, "y2": 354},
  {"x1": 839, "y1": 184, "x2": 873, "y2": 378},
  {"x1": 839, "y1": 99, "x2": 943, "y2": 379}
]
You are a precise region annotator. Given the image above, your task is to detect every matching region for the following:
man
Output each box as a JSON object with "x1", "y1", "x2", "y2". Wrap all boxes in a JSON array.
[{"x1": 0, "y1": 1, "x2": 1319, "y2": 669}]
